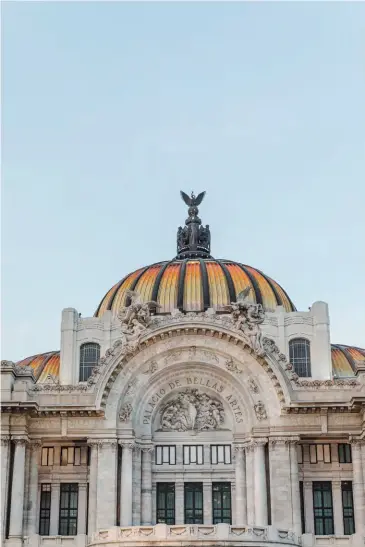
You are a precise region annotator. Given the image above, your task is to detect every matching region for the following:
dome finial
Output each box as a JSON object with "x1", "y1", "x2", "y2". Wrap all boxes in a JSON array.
[{"x1": 176, "y1": 190, "x2": 211, "y2": 258}]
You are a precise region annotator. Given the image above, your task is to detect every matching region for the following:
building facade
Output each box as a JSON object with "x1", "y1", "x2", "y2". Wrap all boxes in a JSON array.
[{"x1": 1, "y1": 192, "x2": 365, "y2": 547}]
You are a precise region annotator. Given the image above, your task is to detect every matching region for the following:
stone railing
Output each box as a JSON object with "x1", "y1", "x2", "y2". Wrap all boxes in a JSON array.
[
  {"x1": 89, "y1": 524, "x2": 301, "y2": 546},
  {"x1": 25, "y1": 534, "x2": 87, "y2": 547}
]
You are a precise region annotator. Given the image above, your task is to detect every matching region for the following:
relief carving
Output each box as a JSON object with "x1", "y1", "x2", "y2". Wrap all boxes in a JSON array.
[
  {"x1": 254, "y1": 401, "x2": 267, "y2": 421},
  {"x1": 224, "y1": 288, "x2": 265, "y2": 355},
  {"x1": 117, "y1": 290, "x2": 161, "y2": 351},
  {"x1": 119, "y1": 403, "x2": 133, "y2": 422},
  {"x1": 159, "y1": 389, "x2": 224, "y2": 432}
]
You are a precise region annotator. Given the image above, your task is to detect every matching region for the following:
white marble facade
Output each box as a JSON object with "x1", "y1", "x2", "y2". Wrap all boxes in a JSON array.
[{"x1": 1, "y1": 195, "x2": 365, "y2": 547}]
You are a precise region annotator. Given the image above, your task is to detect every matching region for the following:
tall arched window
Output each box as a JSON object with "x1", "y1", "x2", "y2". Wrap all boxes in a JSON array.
[
  {"x1": 79, "y1": 343, "x2": 100, "y2": 381},
  {"x1": 289, "y1": 338, "x2": 311, "y2": 377}
]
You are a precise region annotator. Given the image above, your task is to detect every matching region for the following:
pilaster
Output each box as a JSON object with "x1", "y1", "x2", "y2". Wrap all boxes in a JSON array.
[
  {"x1": 27, "y1": 441, "x2": 42, "y2": 536},
  {"x1": 332, "y1": 481, "x2": 344, "y2": 535},
  {"x1": 141, "y1": 445, "x2": 153, "y2": 525},
  {"x1": 253, "y1": 439, "x2": 268, "y2": 526},
  {"x1": 87, "y1": 441, "x2": 98, "y2": 536},
  {"x1": 8, "y1": 437, "x2": 27, "y2": 539},
  {"x1": 77, "y1": 483, "x2": 88, "y2": 535},
  {"x1": 50, "y1": 483, "x2": 61, "y2": 535},
  {"x1": 303, "y1": 481, "x2": 314, "y2": 534},
  {"x1": 119, "y1": 441, "x2": 135, "y2": 526},
  {"x1": 351, "y1": 439, "x2": 365, "y2": 536},
  {"x1": 1, "y1": 436, "x2": 11, "y2": 541},
  {"x1": 234, "y1": 445, "x2": 247, "y2": 525},
  {"x1": 96, "y1": 439, "x2": 117, "y2": 530},
  {"x1": 269, "y1": 438, "x2": 292, "y2": 530}
]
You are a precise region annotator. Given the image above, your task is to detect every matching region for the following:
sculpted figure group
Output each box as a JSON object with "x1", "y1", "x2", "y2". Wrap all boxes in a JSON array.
[
  {"x1": 117, "y1": 290, "x2": 160, "y2": 351},
  {"x1": 224, "y1": 287, "x2": 265, "y2": 355}
]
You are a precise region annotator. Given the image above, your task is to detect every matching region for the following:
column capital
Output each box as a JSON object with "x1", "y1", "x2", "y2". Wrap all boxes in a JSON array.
[
  {"x1": 139, "y1": 444, "x2": 154, "y2": 453},
  {"x1": 119, "y1": 440, "x2": 136, "y2": 451},
  {"x1": 12, "y1": 436, "x2": 28, "y2": 446},
  {"x1": 252, "y1": 438, "x2": 267, "y2": 448},
  {"x1": 0, "y1": 435, "x2": 11, "y2": 446},
  {"x1": 97, "y1": 439, "x2": 118, "y2": 449},
  {"x1": 78, "y1": 483, "x2": 88, "y2": 491},
  {"x1": 350, "y1": 437, "x2": 365, "y2": 447},
  {"x1": 87, "y1": 438, "x2": 100, "y2": 448},
  {"x1": 233, "y1": 444, "x2": 246, "y2": 453},
  {"x1": 29, "y1": 440, "x2": 42, "y2": 451}
]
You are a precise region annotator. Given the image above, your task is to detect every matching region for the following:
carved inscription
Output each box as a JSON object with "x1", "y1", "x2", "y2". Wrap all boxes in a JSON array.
[{"x1": 143, "y1": 375, "x2": 243, "y2": 425}]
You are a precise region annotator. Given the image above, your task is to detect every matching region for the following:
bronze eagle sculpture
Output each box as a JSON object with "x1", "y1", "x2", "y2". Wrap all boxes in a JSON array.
[{"x1": 180, "y1": 191, "x2": 206, "y2": 207}]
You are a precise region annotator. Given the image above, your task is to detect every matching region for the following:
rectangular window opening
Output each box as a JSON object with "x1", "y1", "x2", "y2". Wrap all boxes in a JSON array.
[{"x1": 212, "y1": 483, "x2": 231, "y2": 524}]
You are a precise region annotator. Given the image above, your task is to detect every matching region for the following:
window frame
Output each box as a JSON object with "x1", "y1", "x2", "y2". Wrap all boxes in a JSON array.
[
  {"x1": 155, "y1": 445, "x2": 176, "y2": 465},
  {"x1": 289, "y1": 338, "x2": 311, "y2": 377},
  {"x1": 210, "y1": 445, "x2": 232, "y2": 465},
  {"x1": 156, "y1": 483, "x2": 175, "y2": 525},
  {"x1": 309, "y1": 444, "x2": 332, "y2": 464},
  {"x1": 338, "y1": 444, "x2": 352, "y2": 464},
  {"x1": 184, "y1": 482, "x2": 204, "y2": 524},
  {"x1": 59, "y1": 483, "x2": 78, "y2": 536},
  {"x1": 212, "y1": 482, "x2": 232, "y2": 524},
  {"x1": 39, "y1": 484, "x2": 51, "y2": 536},
  {"x1": 312, "y1": 481, "x2": 334, "y2": 535},
  {"x1": 342, "y1": 481, "x2": 355, "y2": 535},
  {"x1": 79, "y1": 343, "x2": 100, "y2": 382},
  {"x1": 41, "y1": 447, "x2": 54, "y2": 466},
  {"x1": 183, "y1": 445, "x2": 204, "y2": 465}
]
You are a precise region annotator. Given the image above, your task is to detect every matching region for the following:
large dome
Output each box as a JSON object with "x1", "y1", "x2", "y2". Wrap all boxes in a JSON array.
[{"x1": 95, "y1": 258, "x2": 296, "y2": 317}]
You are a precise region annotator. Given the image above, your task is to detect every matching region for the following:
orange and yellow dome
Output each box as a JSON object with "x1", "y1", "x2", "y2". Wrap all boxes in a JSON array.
[{"x1": 94, "y1": 258, "x2": 296, "y2": 317}]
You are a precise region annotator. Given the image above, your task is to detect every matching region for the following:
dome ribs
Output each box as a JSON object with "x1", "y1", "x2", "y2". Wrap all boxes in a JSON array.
[
  {"x1": 125, "y1": 265, "x2": 154, "y2": 307},
  {"x1": 198, "y1": 258, "x2": 210, "y2": 310},
  {"x1": 151, "y1": 261, "x2": 174, "y2": 304},
  {"x1": 236, "y1": 264, "x2": 263, "y2": 305},
  {"x1": 256, "y1": 269, "x2": 283, "y2": 308},
  {"x1": 177, "y1": 259, "x2": 188, "y2": 311},
  {"x1": 216, "y1": 260, "x2": 236, "y2": 304}
]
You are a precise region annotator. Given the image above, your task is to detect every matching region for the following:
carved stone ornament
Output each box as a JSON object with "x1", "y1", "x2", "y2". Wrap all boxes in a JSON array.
[
  {"x1": 225, "y1": 357, "x2": 242, "y2": 374},
  {"x1": 117, "y1": 290, "x2": 161, "y2": 351},
  {"x1": 254, "y1": 401, "x2": 267, "y2": 421},
  {"x1": 119, "y1": 403, "x2": 133, "y2": 422},
  {"x1": 223, "y1": 288, "x2": 265, "y2": 355},
  {"x1": 159, "y1": 388, "x2": 224, "y2": 432},
  {"x1": 143, "y1": 360, "x2": 158, "y2": 375},
  {"x1": 248, "y1": 377, "x2": 259, "y2": 393}
]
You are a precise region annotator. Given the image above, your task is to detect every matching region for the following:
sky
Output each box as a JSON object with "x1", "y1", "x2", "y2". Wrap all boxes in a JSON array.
[{"x1": 2, "y1": 2, "x2": 365, "y2": 361}]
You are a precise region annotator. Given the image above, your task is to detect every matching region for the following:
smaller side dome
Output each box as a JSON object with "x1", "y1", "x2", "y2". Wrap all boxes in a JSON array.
[
  {"x1": 17, "y1": 351, "x2": 60, "y2": 383},
  {"x1": 331, "y1": 344, "x2": 365, "y2": 377}
]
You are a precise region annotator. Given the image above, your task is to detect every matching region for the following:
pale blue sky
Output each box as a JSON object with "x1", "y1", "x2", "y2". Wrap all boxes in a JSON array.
[{"x1": 2, "y1": 2, "x2": 365, "y2": 361}]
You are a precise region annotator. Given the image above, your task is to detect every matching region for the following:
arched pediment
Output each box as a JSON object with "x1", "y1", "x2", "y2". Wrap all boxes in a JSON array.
[{"x1": 98, "y1": 326, "x2": 295, "y2": 431}]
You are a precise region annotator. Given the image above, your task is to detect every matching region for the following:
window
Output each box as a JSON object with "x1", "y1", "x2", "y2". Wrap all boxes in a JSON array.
[
  {"x1": 59, "y1": 484, "x2": 78, "y2": 536},
  {"x1": 155, "y1": 446, "x2": 176, "y2": 465},
  {"x1": 183, "y1": 445, "x2": 204, "y2": 465},
  {"x1": 212, "y1": 483, "x2": 231, "y2": 524},
  {"x1": 156, "y1": 483, "x2": 175, "y2": 524},
  {"x1": 289, "y1": 338, "x2": 311, "y2": 377},
  {"x1": 309, "y1": 444, "x2": 331, "y2": 464},
  {"x1": 79, "y1": 343, "x2": 100, "y2": 382},
  {"x1": 338, "y1": 444, "x2": 352, "y2": 464},
  {"x1": 313, "y1": 482, "x2": 334, "y2": 535},
  {"x1": 41, "y1": 447, "x2": 54, "y2": 466},
  {"x1": 60, "y1": 447, "x2": 88, "y2": 466},
  {"x1": 184, "y1": 483, "x2": 203, "y2": 524},
  {"x1": 39, "y1": 484, "x2": 51, "y2": 535},
  {"x1": 342, "y1": 482, "x2": 355, "y2": 535},
  {"x1": 299, "y1": 481, "x2": 305, "y2": 534},
  {"x1": 211, "y1": 445, "x2": 231, "y2": 464}
]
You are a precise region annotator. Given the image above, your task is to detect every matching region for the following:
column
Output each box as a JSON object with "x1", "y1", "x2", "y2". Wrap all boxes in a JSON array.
[
  {"x1": 254, "y1": 440, "x2": 268, "y2": 526},
  {"x1": 175, "y1": 482, "x2": 184, "y2": 524},
  {"x1": 8, "y1": 438, "x2": 27, "y2": 540},
  {"x1": 120, "y1": 442, "x2": 134, "y2": 526},
  {"x1": 234, "y1": 445, "x2": 247, "y2": 525},
  {"x1": 1, "y1": 436, "x2": 11, "y2": 541},
  {"x1": 332, "y1": 481, "x2": 344, "y2": 535},
  {"x1": 203, "y1": 483, "x2": 212, "y2": 524},
  {"x1": 141, "y1": 446, "x2": 153, "y2": 525},
  {"x1": 132, "y1": 447, "x2": 141, "y2": 525},
  {"x1": 245, "y1": 446, "x2": 255, "y2": 524},
  {"x1": 289, "y1": 440, "x2": 301, "y2": 536},
  {"x1": 96, "y1": 440, "x2": 117, "y2": 530},
  {"x1": 303, "y1": 481, "x2": 314, "y2": 534},
  {"x1": 87, "y1": 441, "x2": 98, "y2": 536},
  {"x1": 50, "y1": 483, "x2": 61, "y2": 535},
  {"x1": 269, "y1": 439, "x2": 293, "y2": 530},
  {"x1": 351, "y1": 440, "x2": 365, "y2": 536},
  {"x1": 28, "y1": 441, "x2": 41, "y2": 536},
  {"x1": 77, "y1": 484, "x2": 88, "y2": 535}
]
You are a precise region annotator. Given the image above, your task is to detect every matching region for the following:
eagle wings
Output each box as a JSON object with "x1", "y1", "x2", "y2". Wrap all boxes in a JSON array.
[{"x1": 180, "y1": 191, "x2": 206, "y2": 207}]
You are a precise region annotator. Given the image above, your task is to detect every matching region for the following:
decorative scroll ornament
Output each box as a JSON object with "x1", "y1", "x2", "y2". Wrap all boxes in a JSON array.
[
  {"x1": 117, "y1": 290, "x2": 161, "y2": 351},
  {"x1": 254, "y1": 401, "x2": 267, "y2": 421},
  {"x1": 224, "y1": 287, "x2": 265, "y2": 355},
  {"x1": 225, "y1": 357, "x2": 242, "y2": 374},
  {"x1": 119, "y1": 403, "x2": 133, "y2": 422},
  {"x1": 159, "y1": 389, "x2": 224, "y2": 432}
]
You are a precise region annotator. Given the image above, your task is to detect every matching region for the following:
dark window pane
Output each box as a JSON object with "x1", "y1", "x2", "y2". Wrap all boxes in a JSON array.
[
  {"x1": 289, "y1": 338, "x2": 311, "y2": 377},
  {"x1": 184, "y1": 483, "x2": 204, "y2": 524},
  {"x1": 212, "y1": 483, "x2": 231, "y2": 524},
  {"x1": 156, "y1": 483, "x2": 175, "y2": 525},
  {"x1": 59, "y1": 484, "x2": 78, "y2": 536},
  {"x1": 313, "y1": 482, "x2": 333, "y2": 536},
  {"x1": 39, "y1": 484, "x2": 51, "y2": 535},
  {"x1": 79, "y1": 343, "x2": 100, "y2": 382},
  {"x1": 342, "y1": 482, "x2": 355, "y2": 535}
]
